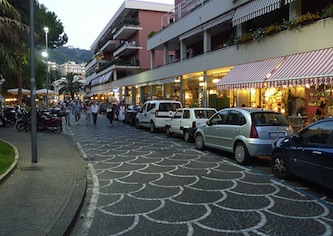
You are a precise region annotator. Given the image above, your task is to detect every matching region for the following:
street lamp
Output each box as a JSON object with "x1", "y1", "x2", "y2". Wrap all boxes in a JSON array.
[{"x1": 44, "y1": 26, "x2": 49, "y2": 106}]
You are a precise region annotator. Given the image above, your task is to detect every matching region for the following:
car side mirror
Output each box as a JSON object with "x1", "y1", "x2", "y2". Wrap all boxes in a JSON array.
[{"x1": 206, "y1": 120, "x2": 212, "y2": 126}]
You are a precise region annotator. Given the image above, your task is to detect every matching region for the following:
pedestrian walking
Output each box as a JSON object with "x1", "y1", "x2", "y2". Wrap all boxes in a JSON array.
[
  {"x1": 64, "y1": 102, "x2": 71, "y2": 126},
  {"x1": 85, "y1": 101, "x2": 92, "y2": 122},
  {"x1": 72, "y1": 100, "x2": 82, "y2": 124},
  {"x1": 119, "y1": 101, "x2": 125, "y2": 122},
  {"x1": 106, "y1": 103, "x2": 114, "y2": 126},
  {"x1": 91, "y1": 101, "x2": 99, "y2": 126}
]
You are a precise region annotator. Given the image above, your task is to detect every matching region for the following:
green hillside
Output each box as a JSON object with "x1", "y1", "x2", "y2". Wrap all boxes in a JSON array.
[{"x1": 48, "y1": 47, "x2": 92, "y2": 64}]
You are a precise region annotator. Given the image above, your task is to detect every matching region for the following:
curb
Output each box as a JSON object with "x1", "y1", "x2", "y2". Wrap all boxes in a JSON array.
[{"x1": 0, "y1": 139, "x2": 19, "y2": 185}]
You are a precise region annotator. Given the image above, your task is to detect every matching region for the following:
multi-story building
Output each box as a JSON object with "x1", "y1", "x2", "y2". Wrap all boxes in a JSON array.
[
  {"x1": 90, "y1": 0, "x2": 332, "y2": 118},
  {"x1": 58, "y1": 61, "x2": 86, "y2": 76},
  {"x1": 84, "y1": 1, "x2": 173, "y2": 103}
]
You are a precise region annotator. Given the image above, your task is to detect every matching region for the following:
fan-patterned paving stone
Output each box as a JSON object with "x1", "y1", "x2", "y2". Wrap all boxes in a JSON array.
[
  {"x1": 138, "y1": 164, "x2": 178, "y2": 174},
  {"x1": 130, "y1": 184, "x2": 182, "y2": 199},
  {"x1": 130, "y1": 216, "x2": 190, "y2": 236},
  {"x1": 108, "y1": 162, "x2": 148, "y2": 172},
  {"x1": 96, "y1": 170, "x2": 131, "y2": 180},
  {"x1": 196, "y1": 205, "x2": 265, "y2": 232},
  {"x1": 238, "y1": 171, "x2": 275, "y2": 184},
  {"x1": 99, "y1": 180, "x2": 144, "y2": 195},
  {"x1": 145, "y1": 200, "x2": 209, "y2": 223},
  {"x1": 229, "y1": 181, "x2": 279, "y2": 196},
  {"x1": 213, "y1": 161, "x2": 250, "y2": 172},
  {"x1": 182, "y1": 160, "x2": 220, "y2": 169},
  {"x1": 126, "y1": 156, "x2": 163, "y2": 164},
  {"x1": 204, "y1": 169, "x2": 246, "y2": 181},
  {"x1": 152, "y1": 173, "x2": 198, "y2": 187},
  {"x1": 99, "y1": 195, "x2": 162, "y2": 215},
  {"x1": 216, "y1": 192, "x2": 273, "y2": 211},
  {"x1": 267, "y1": 196, "x2": 329, "y2": 218},
  {"x1": 189, "y1": 176, "x2": 237, "y2": 191},
  {"x1": 87, "y1": 211, "x2": 137, "y2": 236},
  {"x1": 172, "y1": 187, "x2": 226, "y2": 204},
  {"x1": 152, "y1": 158, "x2": 190, "y2": 167},
  {"x1": 170, "y1": 166, "x2": 214, "y2": 177},
  {"x1": 90, "y1": 160, "x2": 120, "y2": 169},
  {"x1": 118, "y1": 171, "x2": 162, "y2": 184},
  {"x1": 102, "y1": 155, "x2": 139, "y2": 163},
  {"x1": 258, "y1": 212, "x2": 332, "y2": 236}
]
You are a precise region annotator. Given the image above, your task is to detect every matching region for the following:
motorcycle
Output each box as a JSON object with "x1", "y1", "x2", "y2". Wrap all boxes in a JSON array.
[
  {"x1": 1, "y1": 107, "x2": 17, "y2": 125},
  {"x1": 16, "y1": 111, "x2": 63, "y2": 134},
  {"x1": 0, "y1": 110, "x2": 7, "y2": 127}
]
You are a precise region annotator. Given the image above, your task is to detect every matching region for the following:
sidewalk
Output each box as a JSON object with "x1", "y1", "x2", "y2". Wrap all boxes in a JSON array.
[{"x1": 0, "y1": 126, "x2": 87, "y2": 236}]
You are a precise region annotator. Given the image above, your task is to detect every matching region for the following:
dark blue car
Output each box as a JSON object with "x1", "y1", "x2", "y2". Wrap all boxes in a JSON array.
[{"x1": 271, "y1": 118, "x2": 333, "y2": 191}]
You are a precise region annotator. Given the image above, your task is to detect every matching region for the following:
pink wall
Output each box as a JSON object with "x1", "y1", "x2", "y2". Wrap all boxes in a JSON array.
[{"x1": 137, "y1": 10, "x2": 167, "y2": 69}]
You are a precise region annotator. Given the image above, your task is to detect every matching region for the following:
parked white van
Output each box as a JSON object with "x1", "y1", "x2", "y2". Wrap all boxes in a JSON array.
[{"x1": 135, "y1": 100, "x2": 182, "y2": 133}]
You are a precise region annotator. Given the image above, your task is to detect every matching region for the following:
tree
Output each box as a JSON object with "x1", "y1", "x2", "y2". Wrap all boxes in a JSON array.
[
  {"x1": 0, "y1": 0, "x2": 68, "y2": 104},
  {"x1": 56, "y1": 73, "x2": 84, "y2": 100}
]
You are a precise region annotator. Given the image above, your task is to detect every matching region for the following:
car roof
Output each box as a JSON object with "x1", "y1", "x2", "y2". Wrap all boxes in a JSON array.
[
  {"x1": 178, "y1": 108, "x2": 217, "y2": 111},
  {"x1": 219, "y1": 107, "x2": 278, "y2": 114}
]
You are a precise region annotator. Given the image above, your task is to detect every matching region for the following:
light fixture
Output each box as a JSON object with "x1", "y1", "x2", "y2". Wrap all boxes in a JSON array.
[
  {"x1": 199, "y1": 82, "x2": 205, "y2": 87},
  {"x1": 199, "y1": 76, "x2": 204, "y2": 81},
  {"x1": 212, "y1": 79, "x2": 220, "y2": 84}
]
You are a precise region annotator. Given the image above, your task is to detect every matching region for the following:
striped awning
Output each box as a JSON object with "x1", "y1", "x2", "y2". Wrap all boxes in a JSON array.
[
  {"x1": 266, "y1": 48, "x2": 333, "y2": 87},
  {"x1": 232, "y1": 0, "x2": 281, "y2": 26},
  {"x1": 216, "y1": 57, "x2": 284, "y2": 90}
]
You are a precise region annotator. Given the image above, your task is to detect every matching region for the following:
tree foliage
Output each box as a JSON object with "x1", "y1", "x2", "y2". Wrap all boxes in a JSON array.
[
  {"x1": 0, "y1": 0, "x2": 68, "y2": 104},
  {"x1": 57, "y1": 73, "x2": 84, "y2": 100}
]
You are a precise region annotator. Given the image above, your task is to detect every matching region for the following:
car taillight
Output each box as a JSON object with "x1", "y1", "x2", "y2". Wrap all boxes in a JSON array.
[
  {"x1": 192, "y1": 121, "x2": 196, "y2": 128},
  {"x1": 250, "y1": 123, "x2": 259, "y2": 138},
  {"x1": 155, "y1": 110, "x2": 159, "y2": 117}
]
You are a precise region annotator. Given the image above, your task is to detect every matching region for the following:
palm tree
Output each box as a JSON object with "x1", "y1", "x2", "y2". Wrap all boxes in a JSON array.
[
  {"x1": 55, "y1": 73, "x2": 84, "y2": 100},
  {"x1": 0, "y1": 0, "x2": 29, "y2": 104}
]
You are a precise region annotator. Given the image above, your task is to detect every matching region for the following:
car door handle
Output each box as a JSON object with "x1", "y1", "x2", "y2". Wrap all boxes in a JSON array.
[{"x1": 312, "y1": 151, "x2": 322, "y2": 155}]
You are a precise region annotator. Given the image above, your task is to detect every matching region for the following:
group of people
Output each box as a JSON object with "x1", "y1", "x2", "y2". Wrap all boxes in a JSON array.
[{"x1": 61, "y1": 99, "x2": 125, "y2": 127}]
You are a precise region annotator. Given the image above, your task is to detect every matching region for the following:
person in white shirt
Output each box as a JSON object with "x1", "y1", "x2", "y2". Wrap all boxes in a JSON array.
[{"x1": 91, "y1": 101, "x2": 99, "y2": 126}]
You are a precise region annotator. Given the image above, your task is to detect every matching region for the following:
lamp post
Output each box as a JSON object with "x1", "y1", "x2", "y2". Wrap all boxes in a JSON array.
[{"x1": 44, "y1": 26, "x2": 49, "y2": 107}]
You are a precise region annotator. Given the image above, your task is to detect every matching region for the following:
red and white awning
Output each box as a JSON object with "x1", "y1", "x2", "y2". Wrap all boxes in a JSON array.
[
  {"x1": 216, "y1": 57, "x2": 284, "y2": 90},
  {"x1": 232, "y1": 0, "x2": 281, "y2": 26},
  {"x1": 266, "y1": 48, "x2": 333, "y2": 87}
]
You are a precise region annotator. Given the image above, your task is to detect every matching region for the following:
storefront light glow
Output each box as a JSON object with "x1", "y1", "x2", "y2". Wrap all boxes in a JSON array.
[
  {"x1": 199, "y1": 82, "x2": 205, "y2": 87},
  {"x1": 212, "y1": 79, "x2": 219, "y2": 84},
  {"x1": 199, "y1": 76, "x2": 204, "y2": 81}
]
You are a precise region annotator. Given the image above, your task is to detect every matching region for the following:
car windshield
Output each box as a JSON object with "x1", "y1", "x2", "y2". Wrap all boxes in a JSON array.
[{"x1": 252, "y1": 112, "x2": 288, "y2": 126}]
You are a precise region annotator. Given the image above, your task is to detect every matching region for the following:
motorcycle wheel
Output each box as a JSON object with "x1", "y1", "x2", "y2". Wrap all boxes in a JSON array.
[
  {"x1": 0, "y1": 118, "x2": 6, "y2": 127},
  {"x1": 16, "y1": 122, "x2": 25, "y2": 131},
  {"x1": 53, "y1": 125, "x2": 63, "y2": 134}
]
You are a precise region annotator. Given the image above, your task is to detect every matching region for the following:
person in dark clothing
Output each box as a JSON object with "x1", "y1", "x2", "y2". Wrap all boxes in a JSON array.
[
  {"x1": 316, "y1": 102, "x2": 327, "y2": 118},
  {"x1": 106, "y1": 103, "x2": 114, "y2": 125}
]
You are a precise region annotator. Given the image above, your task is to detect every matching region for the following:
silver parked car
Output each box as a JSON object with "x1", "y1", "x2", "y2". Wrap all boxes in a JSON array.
[{"x1": 194, "y1": 108, "x2": 292, "y2": 165}]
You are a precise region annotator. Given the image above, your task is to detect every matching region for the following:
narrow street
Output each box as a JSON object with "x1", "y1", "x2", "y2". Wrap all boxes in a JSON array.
[{"x1": 66, "y1": 114, "x2": 333, "y2": 236}]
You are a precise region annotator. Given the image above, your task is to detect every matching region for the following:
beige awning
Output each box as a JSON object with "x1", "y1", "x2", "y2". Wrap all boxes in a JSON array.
[{"x1": 232, "y1": 0, "x2": 281, "y2": 26}]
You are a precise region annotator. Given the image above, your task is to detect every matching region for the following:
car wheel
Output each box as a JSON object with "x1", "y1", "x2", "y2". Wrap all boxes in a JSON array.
[
  {"x1": 234, "y1": 142, "x2": 251, "y2": 165},
  {"x1": 150, "y1": 122, "x2": 156, "y2": 133},
  {"x1": 271, "y1": 152, "x2": 290, "y2": 179},
  {"x1": 135, "y1": 119, "x2": 141, "y2": 129},
  {"x1": 195, "y1": 133, "x2": 205, "y2": 150},
  {"x1": 166, "y1": 127, "x2": 172, "y2": 137},
  {"x1": 184, "y1": 130, "x2": 193, "y2": 143}
]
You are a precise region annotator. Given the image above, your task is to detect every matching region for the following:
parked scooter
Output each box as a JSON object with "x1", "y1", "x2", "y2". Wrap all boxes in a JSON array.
[
  {"x1": 0, "y1": 110, "x2": 7, "y2": 126},
  {"x1": 16, "y1": 111, "x2": 63, "y2": 134},
  {"x1": 2, "y1": 107, "x2": 17, "y2": 125}
]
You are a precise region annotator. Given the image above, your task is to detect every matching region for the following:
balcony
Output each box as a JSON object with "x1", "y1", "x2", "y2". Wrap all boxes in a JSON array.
[
  {"x1": 100, "y1": 40, "x2": 117, "y2": 52},
  {"x1": 113, "y1": 25, "x2": 142, "y2": 40},
  {"x1": 113, "y1": 41, "x2": 143, "y2": 57}
]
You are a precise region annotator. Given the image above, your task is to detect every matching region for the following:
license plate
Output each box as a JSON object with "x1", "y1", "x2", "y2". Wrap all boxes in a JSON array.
[{"x1": 269, "y1": 132, "x2": 286, "y2": 138}]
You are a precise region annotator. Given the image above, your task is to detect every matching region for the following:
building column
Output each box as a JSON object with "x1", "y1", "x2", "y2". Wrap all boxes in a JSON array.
[
  {"x1": 131, "y1": 86, "x2": 137, "y2": 105},
  {"x1": 202, "y1": 71, "x2": 208, "y2": 107},
  {"x1": 203, "y1": 29, "x2": 211, "y2": 53},
  {"x1": 140, "y1": 86, "x2": 145, "y2": 104},
  {"x1": 180, "y1": 40, "x2": 186, "y2": 60},
  {"x1": 179, "y1": 76, "x2": 184, "y2": 105},
  {"x1": 113, "y1": 70, "x2": 118, "y2": 81},
  {"x1": 150, "y1": 49, "x2": 155, "y2": 69},
  {"x1": 163, "y1": 83, "x2": 171, "y2": 99},
  {"x1": 163, "y1": 43, "x2": 169, "y2": 65},
  {"x1": 289, "y1": 0, "x2": 302, "y2": 20}
]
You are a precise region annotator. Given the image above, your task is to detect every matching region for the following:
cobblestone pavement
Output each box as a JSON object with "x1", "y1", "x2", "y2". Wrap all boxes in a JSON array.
[{"x1": 66, "y1": 115, "x2": 333, "y2": 236}]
